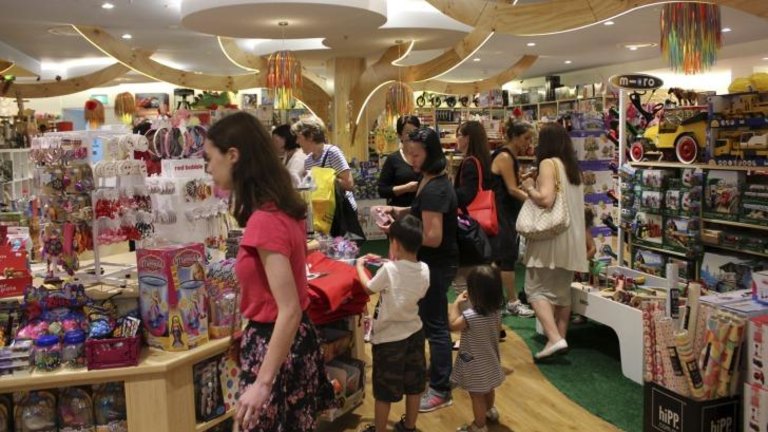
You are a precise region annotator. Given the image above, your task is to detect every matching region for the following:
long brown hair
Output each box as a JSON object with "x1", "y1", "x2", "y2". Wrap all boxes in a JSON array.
[
  {"x1": 458, "y1": 120, "x2": 491, "y2": 176},
  {"x1": 535, "y1": 122, "x2": 582, "y2": 185},
  {"x1": 207, "y1": 112, "x2": 307, "y2": 227}
]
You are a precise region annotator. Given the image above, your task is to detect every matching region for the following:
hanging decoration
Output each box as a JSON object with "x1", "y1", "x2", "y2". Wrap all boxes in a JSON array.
[
  {"x1": 385, "y1": 81, "x2": 414, "y2": 128},
  {"x1": 266, "y1": 50, "x2": 302, "y2": 110},
  {"x1": 660, "y1": 3, "x2": 722, "y2": 75},
  {"x1": 84, "y1": 99, "x2": 105, "y2": 130},
  {"x1": 114, "y1": 92, "x2": 136, "y2": 125}
]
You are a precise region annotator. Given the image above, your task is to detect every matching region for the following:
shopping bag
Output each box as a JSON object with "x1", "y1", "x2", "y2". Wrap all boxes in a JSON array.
[{"x1": 310, "y1": 166, "x2": 336, "y2": 234}]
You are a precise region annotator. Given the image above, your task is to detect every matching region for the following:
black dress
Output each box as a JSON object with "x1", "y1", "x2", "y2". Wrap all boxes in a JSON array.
[
  {"x1": 490, "y1": 148, "x2": 523, "y2": 270},
  {"x1": 377, "y1": 150, "x2": 420, "y2": 207}
]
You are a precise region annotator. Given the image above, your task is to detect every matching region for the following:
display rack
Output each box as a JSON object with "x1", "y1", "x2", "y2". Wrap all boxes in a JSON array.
[{"x1": 0, "y1": 148, "x2": 31, "y2": 202}]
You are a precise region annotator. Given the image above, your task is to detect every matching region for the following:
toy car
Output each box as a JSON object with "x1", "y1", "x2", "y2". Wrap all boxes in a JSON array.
[{"x1": 629, "y1": 111, "x2": 708, "y2": 164}]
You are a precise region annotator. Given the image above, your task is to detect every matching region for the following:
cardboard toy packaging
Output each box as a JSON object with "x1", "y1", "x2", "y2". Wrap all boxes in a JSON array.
[
  {"x1": 744, "y1": 383, "x2": 768, "y2": 432},
  {"x1": 137, "y1": 243, "x2": 209, "y2": 351}
]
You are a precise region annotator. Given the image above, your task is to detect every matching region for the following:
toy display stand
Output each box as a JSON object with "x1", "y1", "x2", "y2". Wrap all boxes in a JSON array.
[{"x1": 535, "y1": 266, "x2": 670, "y2": 384}]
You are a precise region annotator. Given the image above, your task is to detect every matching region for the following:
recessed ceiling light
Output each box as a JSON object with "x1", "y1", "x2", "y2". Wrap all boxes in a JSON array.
[
  {"x1": 473, "y1": 58, "x2": 481, "y2": 62},
  {"x1": 526, "y1": 42, "x2": 536, "y2": 47},
  {"x1": 564, "y1": 60, "x2": 572, "y2": 64},
  {"x1": 623, "y1": 42, "x2": 657, "y2": 51},
  {"x1": 604, "y1": 21, "x2": 615, "y2": 26},
  {"x1": 101, "y1": 2, "x2": 114, "y2": 9},
  {"x1": 722, "y1": 27, "x2": 732, "y2": 33},
  {"x1": 763, "y1": 57, "x2": 768, "y2": 61},
  {"x1": 121, "y1": 33, "x2": 132, "y2": 40}
]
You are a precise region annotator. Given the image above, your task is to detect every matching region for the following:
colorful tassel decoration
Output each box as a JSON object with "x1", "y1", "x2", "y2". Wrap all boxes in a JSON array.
[
  {"x1": 266, "y1": 50, "x2": 303, "y2": 110},
  {"x1": 385, "y1": 82, "x2": 414, "y2": 128},
  {"x1": 660, "y1": 3, "x2": 722, "y2": 75}
]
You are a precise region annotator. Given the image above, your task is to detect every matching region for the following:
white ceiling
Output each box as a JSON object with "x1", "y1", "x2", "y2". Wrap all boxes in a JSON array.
[{"x1": 0, "y1": 0, "x2": 765, "y2": 88}]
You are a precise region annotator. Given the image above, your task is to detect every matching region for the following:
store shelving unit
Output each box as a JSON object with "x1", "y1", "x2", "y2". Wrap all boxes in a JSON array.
[{"x1": 0, "y1": 148, "x2": 32, "y2": 202}]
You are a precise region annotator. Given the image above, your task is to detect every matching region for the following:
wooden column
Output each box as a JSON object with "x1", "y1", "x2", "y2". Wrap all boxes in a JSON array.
[{"x1": 328, "y1": 57, "x2": 366, "y2": 161}]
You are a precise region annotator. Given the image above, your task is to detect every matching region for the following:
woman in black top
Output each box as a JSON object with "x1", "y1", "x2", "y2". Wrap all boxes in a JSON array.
[
  {"x1": 491, "y1": 120, "x2": 535, "y2": 317},
  {"x1": 454, "y1": 121, "x2": 493, "y2": 211},
  {"x1": 381, "y1": 126, "x2": 458, "y2": 412},
  {"x1": 377, "y1": 115, "x2": 421, "y2": 207}
]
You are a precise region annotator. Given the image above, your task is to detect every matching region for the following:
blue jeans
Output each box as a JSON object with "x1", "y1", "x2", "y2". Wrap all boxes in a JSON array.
[{"x1": 418, "y1": 264, "x2": 457, "y2": 394}]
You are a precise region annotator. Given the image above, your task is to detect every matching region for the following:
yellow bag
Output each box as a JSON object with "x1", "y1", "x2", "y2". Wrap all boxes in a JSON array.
[{"x1": 310, "y1": 166, "x2": 336, "y2": 234}]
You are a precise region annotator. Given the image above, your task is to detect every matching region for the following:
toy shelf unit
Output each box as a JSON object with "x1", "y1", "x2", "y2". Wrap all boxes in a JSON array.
[
  {"x1": 709, "y1": 91, "x2": 768, "y2": 167},
  {"x1": 622, "y1": 165, "x2": 704, "y2": 281},
  {"x1": 0, "y1": 148, "x2": 31, "y2": 202}
]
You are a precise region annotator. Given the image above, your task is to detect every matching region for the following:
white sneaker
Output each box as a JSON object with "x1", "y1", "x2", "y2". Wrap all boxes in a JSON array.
[
  {"x1": 486, "y1": 407, "x2": 500, "y2": 424},
  {"x1": 506, "y1": 300, "x2": 535, "y2": 318}
]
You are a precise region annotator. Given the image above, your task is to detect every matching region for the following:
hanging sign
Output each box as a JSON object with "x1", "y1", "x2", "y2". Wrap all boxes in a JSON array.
[{"x1": 609, "y1": 74, "x2": 663, "y2": 91}]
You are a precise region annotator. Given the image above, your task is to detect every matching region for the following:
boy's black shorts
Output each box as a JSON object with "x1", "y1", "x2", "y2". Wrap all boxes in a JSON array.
[{"x1": 372, "y1": 329, "x2": 426, "y2": 402}]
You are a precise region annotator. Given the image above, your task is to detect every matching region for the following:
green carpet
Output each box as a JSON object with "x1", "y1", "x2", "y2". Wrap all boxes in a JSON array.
[{"x1": 360, "y1": 240, "x2": 643, "y2": 432}]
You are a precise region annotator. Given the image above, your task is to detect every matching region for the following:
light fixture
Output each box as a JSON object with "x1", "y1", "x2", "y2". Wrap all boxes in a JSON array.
[
  {"x1": 763, "y1": 57, "x2": 768, "y2": 61},
  {"x1": 564, "y1": 60, "x2": 572, "y2": 64},
  {"x1": 473, "y1": 58, "x2": 481, "y2": 62},
  {"x1": 267, "y1": 21, "x2": 303, "y2": 110},
  {"x1": 526, "y1": 42, "x2": 536, "y2": 47},
  {"x1": 722, "y1": 27, "x2": 732, "y2": 33},
  {"x1": 101, "y1": 2, "x2": 114, "y2": 9},
  {"x1": 661, "y1": 3, "x2": 722, "y2": 74},
  {"x1": 121, "y1": 33, "x2": 132, "y2": 40},
  {"x1": 623, "y1": 43, "x2": 657, "y2": 51},
  {"x1": 604, "y1": 21, "x2": 615, "y2": 26}
]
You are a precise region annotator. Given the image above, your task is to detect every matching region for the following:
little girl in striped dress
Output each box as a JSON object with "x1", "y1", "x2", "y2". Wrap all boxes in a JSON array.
[{"x1": 449, "y1": 265, "x2": 506, "y2": 432}]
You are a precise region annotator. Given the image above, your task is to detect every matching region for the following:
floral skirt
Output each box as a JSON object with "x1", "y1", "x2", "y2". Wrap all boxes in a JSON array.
[{"x1": 238, "y1": 314, "x2": 337, "y2": 432}]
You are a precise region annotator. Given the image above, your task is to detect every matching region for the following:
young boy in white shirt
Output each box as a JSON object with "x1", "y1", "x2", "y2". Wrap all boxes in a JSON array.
[{"x1": 356, "y1": 215, "x2": 430, "y2": 432}]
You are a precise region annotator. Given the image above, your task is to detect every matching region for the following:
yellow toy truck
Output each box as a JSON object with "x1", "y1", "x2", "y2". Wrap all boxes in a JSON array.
[{"x1": 630, "y1": 111, "x2": 708, "y2": 164}]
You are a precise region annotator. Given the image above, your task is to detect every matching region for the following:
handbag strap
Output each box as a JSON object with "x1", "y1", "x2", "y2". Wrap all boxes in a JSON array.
[
  {"x1": 460, "y1": 156, "x2": 488, "y2": 194},
  {"x1": 543, "y1": 158, "x2": 562, "y2": 193}
]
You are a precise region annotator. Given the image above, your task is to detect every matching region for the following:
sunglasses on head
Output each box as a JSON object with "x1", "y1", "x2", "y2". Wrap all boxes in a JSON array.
[{"x1": 408, "y1": 128, "x2": 432, "y2": 143}]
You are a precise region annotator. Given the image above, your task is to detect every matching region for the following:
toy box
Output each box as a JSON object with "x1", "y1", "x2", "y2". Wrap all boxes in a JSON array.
[
  {"x1": 633, "y1": 248, "x2": 666, "y2": 277},
  {"x1": 700, "y1": 288, "x2": 751, "y2": 306},
  {"x1": 744, "y1": 383, "x2": 768, "y2": 432},
  {"x1": 640, "y1": 169, "x2": 674, "y2": 189},
  {"x1": 633, "y1": 212, "x2": 663, "y2": 246},
  {"x1": 704, "y1": 171, "x2": 744, "y2": 221},
  {"x1": 663, "y1": 216, "x2": 699, "y2": 253},
  {"x1": 723, "y1": 299, "x2": 768, "y2": 318},
  {"x1": 137, "y1": 243, "x2": 209, "y2": 351},
  {"x1": 701, "y1": 252, "x2": 767, "y2": 293},
  {"x1": 747, "y1": 316, "x2": 768, "y2": 390},
  {"x1": 0, "y1": 247, "x2": 30, "y2": 299},
  {"x1": 643, "y1": 381, "x2": 739, "y2": 432}
]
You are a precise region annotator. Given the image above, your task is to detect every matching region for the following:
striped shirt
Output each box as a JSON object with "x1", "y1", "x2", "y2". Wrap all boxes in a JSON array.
[
  {"x1": 304, "y1": 144, "x2": 357, "y2": 209},
  {"x1": 450, "y1": 308, "x2": 505, "y2": 392}
]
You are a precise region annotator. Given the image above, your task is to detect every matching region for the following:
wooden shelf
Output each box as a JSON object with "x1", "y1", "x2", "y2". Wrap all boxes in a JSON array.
[
  {"x1": 629, "y1": 161, "x2": 768, "y2": 172},
  {"x1": 701, "y1": 218, "x2": 768, "y2": 232},
  {"x1": 196, "y1": 408, "x2": 235, "y2": 432},
  {"x1": 0, "y1": 337, "x2": 231, "y2": 393},
  {"x1": 704, "y1": 243, "x2": 768, "y2": 259},
  {"x1": 631, "y1": 243, "x2": 689, "y2": 258}
]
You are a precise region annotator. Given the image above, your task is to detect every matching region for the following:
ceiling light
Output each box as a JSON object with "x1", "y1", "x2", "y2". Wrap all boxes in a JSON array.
[
  {"x1": 101, "y1": 2, "x2": 114, "y2": 9},
  {"x1": 526, "y1": 42, "x2": 536, "y2": 47},
  {"x1": 564, "y1": 60, "x2": 572, "y2": 64},
  {"x1": 722, "y1": 27, "x2": 732, "y2": 33},
  {"x1": 763, "y1": 57, "x2": 768, "y2": 61},
  {"x1": 623, "y1": 42, "x2": 657, "y2": 51},
  {"x1": 473, "y1": 58, "x2": 481, "y2": 62},
  {"x1": 121, "y1": 34, "x2": 132, "y2": 40},
  {"x1": 604, "y1": 21, "x2": 615, "y2": 26}
]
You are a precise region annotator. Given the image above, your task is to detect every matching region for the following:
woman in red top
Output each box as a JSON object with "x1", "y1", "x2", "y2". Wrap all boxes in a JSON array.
[{"x1": 204, "y1": 112, "x2": 335, "y2": 431}]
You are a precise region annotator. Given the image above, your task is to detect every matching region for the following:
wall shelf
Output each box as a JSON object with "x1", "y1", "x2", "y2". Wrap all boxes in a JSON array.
[
  {"x1": 701, "y1": 218, "x2": 768, "y2": 232},
  {"x1": 195, "y1": 408, "x2": 235, "y2": 432},
  {"x1": 704, "y1": 243, "x2": 768, "y2": 259},
  {"x1": 630, "y1": 161, "x2": 768, "y2": 172},
  {"x1": 632, "y1": 242, "x2": 689, "y2": 259}
]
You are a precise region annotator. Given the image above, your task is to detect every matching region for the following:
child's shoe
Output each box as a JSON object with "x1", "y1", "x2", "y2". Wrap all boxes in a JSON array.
[
  {"x1": 394, "y1": 415, "x2": 417, "y2": 432},
  {"x1": 456, "y1": 422, "x2": 488, "y2": 432},
  {"x1": 360, "y1": 425, "x2": 376, "y2": 432},
  {"x1": 419, "y1": 388, "x2": 453, "y2": 412},
  {"x1": 486, "y1": 406, "x2": 500, "y2": 424}
]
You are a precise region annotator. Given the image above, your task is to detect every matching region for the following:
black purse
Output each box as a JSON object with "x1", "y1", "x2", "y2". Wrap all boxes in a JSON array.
[{"x1": 457, "y1": 212, "x2": 492, "y2": 266}]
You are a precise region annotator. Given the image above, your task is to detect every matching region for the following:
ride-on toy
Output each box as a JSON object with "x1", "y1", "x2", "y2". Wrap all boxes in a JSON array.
[{"x1": 630, "y1": 110, "x2": 708, "y2": 164}]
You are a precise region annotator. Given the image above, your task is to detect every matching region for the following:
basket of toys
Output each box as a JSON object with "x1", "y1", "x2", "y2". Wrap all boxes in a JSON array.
[{"x1": 85, "y1": 335, "x2": 141, "y2": 370}]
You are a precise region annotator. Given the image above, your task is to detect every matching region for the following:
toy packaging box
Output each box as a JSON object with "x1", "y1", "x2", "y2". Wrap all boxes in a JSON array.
[
  {"x1": 704, "y1": 171, "x2": 744, "y2": 221},
  {"x1": 137, "y1": 243, "x2": 209, "y2": 351},
  {"x1": 744, "y1": 383, "x2": 768, "y2": 432},
  {"x1": 633, "y1": 248, "x2": 666, "y2": 276},
  {"x1": 701, "y1": 252, "x2": 767, "y2": 293}
]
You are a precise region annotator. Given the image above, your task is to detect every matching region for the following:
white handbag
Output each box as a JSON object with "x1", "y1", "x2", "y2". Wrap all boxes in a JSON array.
[{"x1": 516, "y1": 158, "x2": 571, "y2": 240}]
